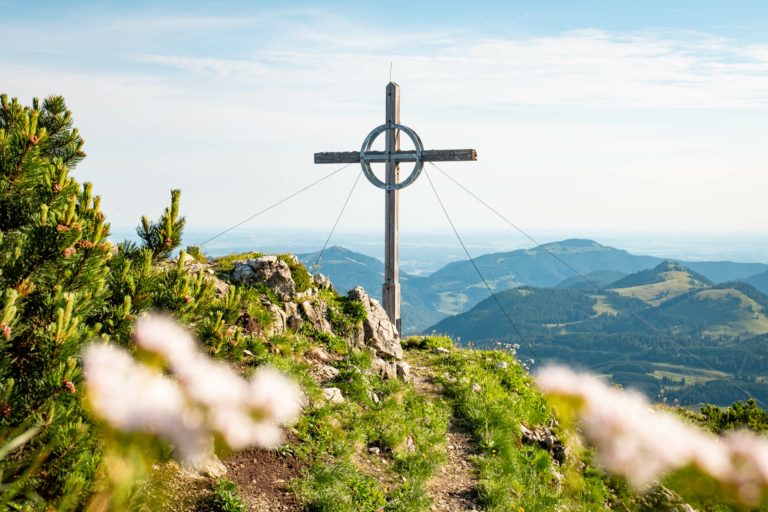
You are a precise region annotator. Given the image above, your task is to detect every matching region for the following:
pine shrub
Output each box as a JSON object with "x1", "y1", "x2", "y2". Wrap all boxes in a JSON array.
[{"x1": 0, "y1": 94, "x2": 110, "y2": 507}]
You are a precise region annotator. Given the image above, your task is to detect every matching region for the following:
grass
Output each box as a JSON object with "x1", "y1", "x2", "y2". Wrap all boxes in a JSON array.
[
  {"x1": 293, "y1": 346, "x2": 450, "y2": 512},
  {"x1": 590, "y1": 295, "x2": 620, "y2": 316},
  {"x1": 410, "y1": 340, "x2": 631, "y2": 512},
  {"x1": 612, "y1": 269, "x2": 708, "y2": 307}
]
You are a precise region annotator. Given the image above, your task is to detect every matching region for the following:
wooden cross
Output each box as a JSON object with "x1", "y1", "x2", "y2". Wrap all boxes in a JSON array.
[{"x1": 314, "y1": 82, "x2": 477, "y2": 334}]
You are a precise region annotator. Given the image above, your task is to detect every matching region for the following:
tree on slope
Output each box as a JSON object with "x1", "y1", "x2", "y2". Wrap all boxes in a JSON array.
[{"x1": 0, "y1": 94, "x2": 111, "y2": 507}]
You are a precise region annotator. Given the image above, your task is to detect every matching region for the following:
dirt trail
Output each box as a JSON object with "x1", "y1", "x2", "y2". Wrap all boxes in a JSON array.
[{"x1": 409, "y1": 359, "x2": 481, "y2": 512}]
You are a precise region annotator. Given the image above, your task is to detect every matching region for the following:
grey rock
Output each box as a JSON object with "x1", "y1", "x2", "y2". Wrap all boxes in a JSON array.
[
  {"x1": 404, "y1": 435, "x2": 416, "y2": 453},
  {"x1": 211, "y1": 277, "x2": 230, "y2": 297},
  {"x1": 322, "y1": 387, "x2": 344, "y2": 404},
  {"x1": 286, "y1": 315, "x2": 303, "y2": 332},
  {"x1": 316, "y1": 365, "x2": 339, "y2": 381},
  {"x1": 496, "y1": 362, "x2": 509, "y2": 369},
  {"x1": 182, "y1": 436, "x2": 227, "y2": 478},
  {"x1": 283, "y1": 302, "x2": 299, "y2": 316},
  {"x1": 433, "y1": 347, "x2": 450, "y2": 355},
  {"x1": 313, "y1": 273, "x2": 333, "y2": 290},
  {"x1": 369, "y1": 391, "x2": 380, "y2": 404},
  {"x1": 266, "y1": 303, "x2": 287, "y2": 335},
  {"x1": 368, "y1": 446, "x2": 380, "y2": 455},
  {"x1": 231, "y1": 256, "x2": 296, "y2": 301},
  {"x1": 349, "y1": 286, "x2": 402, "y2": 360},
  {"x1": 395, "y1": 361, "x2": 411, "y2": 382},
  {"x1": 300, "y1": 300, "x2": 333, "y2": 334},
  {"x1": 543, "y1": 435, "x2": 555, "y2": 450},
  {"x1": 371, "y1": 357, "x2": 398, "y2": 380},
  {"x1": 309, "y1": 346, "x2": 330, "y2": 362}
]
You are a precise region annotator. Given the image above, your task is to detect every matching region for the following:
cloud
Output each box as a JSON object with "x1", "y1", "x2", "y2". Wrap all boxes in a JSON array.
[
  {"x1": 2, "y1": 11, "x2": 767, "y2": 234},
  {"x1": 134, "y1": 28, "x2": 768, "y2": 109}
]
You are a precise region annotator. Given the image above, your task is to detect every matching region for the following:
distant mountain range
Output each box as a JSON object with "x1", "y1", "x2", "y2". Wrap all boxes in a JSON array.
[
  {"x1": 301, "y1": 239, "x2": 768, "y2": 335},
  {"x1": 428, "y1": 260, "x2": 768, "y2": 406}
]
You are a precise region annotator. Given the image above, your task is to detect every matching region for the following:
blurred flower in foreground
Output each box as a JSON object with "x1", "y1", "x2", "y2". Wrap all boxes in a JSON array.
[
  {"x1": 537, "y1": 366, "x2": 768, "y2": 506},
  {"x1": 83, "y1": 315, "x2": 300, "y2": 462}
]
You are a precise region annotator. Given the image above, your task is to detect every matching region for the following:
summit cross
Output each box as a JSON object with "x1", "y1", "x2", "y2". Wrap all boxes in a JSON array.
[{"x1": 314, "y1": 82, "x2": 477, "y2": 334}]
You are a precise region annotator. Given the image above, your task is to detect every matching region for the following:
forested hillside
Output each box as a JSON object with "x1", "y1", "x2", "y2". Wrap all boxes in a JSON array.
[
  {"x1": 300, "y1": 241, "x2": 768, "y2": 334},
  {"x1": 427, "y1": 262, "x2": 768, "y2": 406}
]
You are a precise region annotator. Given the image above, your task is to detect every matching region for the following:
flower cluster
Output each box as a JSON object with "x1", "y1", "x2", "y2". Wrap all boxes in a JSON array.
[
  {"x1": 83, "y1": 316, "x2": 300, "y2": 462},
  {"x1": 537, "y1": 366, "x2": 768, "y2": 505},
  {"x1": 62, "y1": 247, "x2": 76, "y2": 258}
]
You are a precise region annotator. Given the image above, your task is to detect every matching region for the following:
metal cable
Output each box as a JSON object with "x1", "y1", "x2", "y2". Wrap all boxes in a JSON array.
[
  {"x1": 423, "y1": 167, "x2": 542, "y2": 366},
  {"x1": 429, "y1": 162, "x2": 766, "y2": 407},
  {"x1": 313, "y1": 170, "x2": 364, "y2": 270},
  {"x1": 197, "y1": 163, "x2": 355, "y2": 247}
]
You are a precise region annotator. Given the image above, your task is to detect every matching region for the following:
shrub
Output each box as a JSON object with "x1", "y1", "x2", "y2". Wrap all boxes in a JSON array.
[
  {"x1": 0, "y1": 94, "x2": 109, "y2": 507},
  {"x1": 277, "y1": 254, "x2": 311, "y2": 293}
]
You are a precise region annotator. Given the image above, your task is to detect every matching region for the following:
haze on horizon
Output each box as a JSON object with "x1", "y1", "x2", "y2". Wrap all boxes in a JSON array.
[{"x1": 2, "y1": 0, "x2": 768, "y2": 239}]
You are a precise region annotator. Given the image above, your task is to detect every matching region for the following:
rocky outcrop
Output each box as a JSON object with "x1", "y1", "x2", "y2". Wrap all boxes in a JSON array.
[
  {"x1": 300, "y1": 300, "x2": 333, "y2": 335},
  {"x1": 637, "y1": 485, "x2": 698, "y2": 512},
  {"x1": 520, "y1": 423, "x2": 568, "y2": 463},
  {"x1": 231, "y1": 256, "x2": 295, "y2": 301},
  {"x1": 266, "y1": 303, "x2": 287, "y2": 336},
  {"x1": 322, "y1": 387, "x2": 344, "y2": 404},
  {"x1": 313, "y1": 273, "x2": 333, "y2": 290},
  {"x1": 182, "y1": 436, "x2": 227, "y2": 478},
  {"x1": 282, "y1": 302, "x2": 303, "y2": 332},
  {"x1": 348, "y1": 286, "x2": 402, "y2": 360},
  {"x1": 371, "y1": 358, "x2": 409, "y2": 382}
]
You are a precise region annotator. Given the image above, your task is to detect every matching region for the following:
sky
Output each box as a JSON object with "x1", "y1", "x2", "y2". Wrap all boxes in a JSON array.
[{"x1": 2, "y1": 0, "x2": 768, "y2": 244}]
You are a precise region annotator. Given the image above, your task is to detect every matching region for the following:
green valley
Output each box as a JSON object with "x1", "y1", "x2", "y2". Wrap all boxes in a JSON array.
[{"x1": 426, "y1": 262, "x2": 768, "y2": 407}]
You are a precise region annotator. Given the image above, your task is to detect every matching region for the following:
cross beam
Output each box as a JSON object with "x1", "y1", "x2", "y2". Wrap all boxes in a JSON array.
[
  {"x1": 313, "y1": 82, "x2": 476, "y2": 335},
  {"x1": 314, "y1": 149, "x2": 477, "y2": 164}
]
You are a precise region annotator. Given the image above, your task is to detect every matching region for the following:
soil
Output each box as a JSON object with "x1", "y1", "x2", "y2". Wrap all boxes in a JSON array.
[
  {"x1": 221, "y1": 431, "x2": 306, "y2": 512},
  {"x1": 408, "y1": 356, "x2": 482, "y2": 511}
]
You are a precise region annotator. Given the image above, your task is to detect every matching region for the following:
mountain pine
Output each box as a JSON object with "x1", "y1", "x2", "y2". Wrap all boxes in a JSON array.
[{"x1": 0, "y1": 94, "x2": 111, "y2": 507}]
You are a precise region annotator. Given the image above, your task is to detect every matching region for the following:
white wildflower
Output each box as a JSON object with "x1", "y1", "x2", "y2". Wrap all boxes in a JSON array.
[
  {"x1": 83, "y1": 344, "x2": 207, "y2": 460},
  {"x1": 83, "y1": 315, "x2": 301, "y2": 463},
  {"x1": 134, "y1": 315, "x2": 195, "y2": 362},
  {"x1": 247, "y1": 366, "x2": 301, "y2": 424},
  {"x1": 537, "y1": 366, "x2": 768, "y2": 503}
]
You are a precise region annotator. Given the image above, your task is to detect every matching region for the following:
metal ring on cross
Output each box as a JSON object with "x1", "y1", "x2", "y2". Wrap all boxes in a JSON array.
[{"x1": 360, "y1": 123, "x2": 424, "y2": 191}]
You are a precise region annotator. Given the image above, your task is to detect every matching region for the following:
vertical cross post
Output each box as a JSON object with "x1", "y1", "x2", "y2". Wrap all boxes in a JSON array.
[{"x1": 382, "y1": 82, "x2": 401, "y2": 334}]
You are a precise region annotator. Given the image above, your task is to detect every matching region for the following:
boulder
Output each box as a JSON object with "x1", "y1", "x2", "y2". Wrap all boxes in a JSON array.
[
  {"x1": 232, "y1": 256, "x2": 295, "y2": 301},
  {"x1": 371, "y1": 357, "x2": 398, "y2": 380},
  {"x1": 315, "y1": 364, "x2": 340, "y2": 381},
  {"x1": 433, "y1": 347, "x2": 450, "y2": 355},
  {"x1": 211, "y1": 277, "x2": 230, "y2": 297},
  {"x1": 308, "y1": 346, "x2": 330, "y2": 362},
  {"x1": 348, "y1": 286, "x2": 402, "y2": 360},
  {"x1": 182, "y1": 436, "x2": 227, "y2": 478},
  {"x1": 266, "y1": 304, "x2": 287, "y2": 335},
  {"x1": 395, "y1": 361, "x2": 411, "y2": 382},
  {"x1": 322, "y1": 387, "x2": 344, "y2": 404},
  {"x1": 301, "y1": 300, "x2": 333, "y2": 334},
  {"x1": 283, "y1": 302, "x2": 299, "y2": 316},
  {"x1": 172, "y1": 252, "x2": 197, "y2": 265},
  {"x1": 286, "y1": 315, "x2": 303, "y2": 331},
  {"x1": 313, "y1": 273, "x2": 333, "y2": 290}
]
